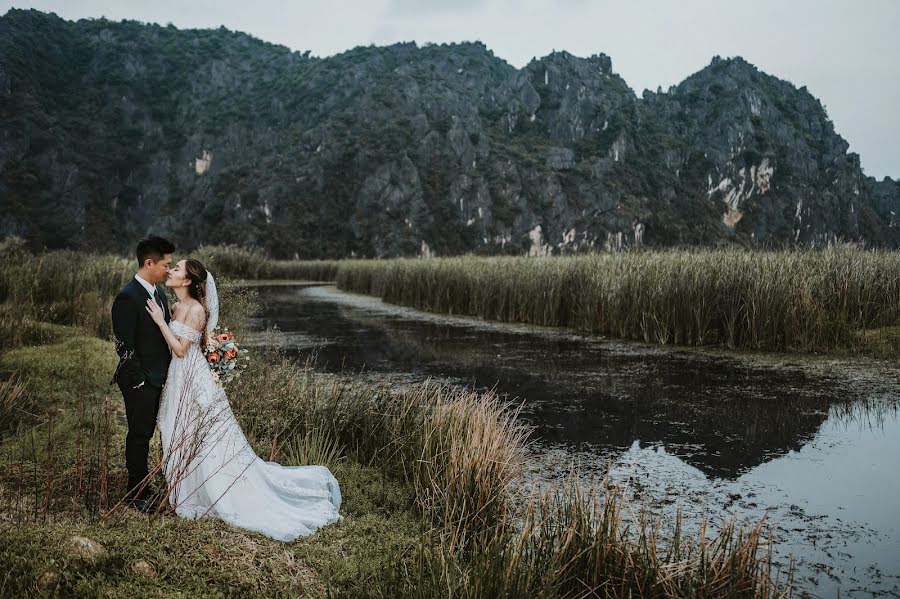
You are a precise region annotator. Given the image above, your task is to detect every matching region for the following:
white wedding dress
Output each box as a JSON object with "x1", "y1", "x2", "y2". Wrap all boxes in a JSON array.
[{"x1": 157, "y1": 319, "x2": 342, "y2": 541}]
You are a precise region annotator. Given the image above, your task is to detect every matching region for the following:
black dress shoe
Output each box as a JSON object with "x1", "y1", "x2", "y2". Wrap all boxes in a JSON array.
[
  {"x1": 125, "y1": 483, "x2": 162, "y2": 502},
  {"x1": 128, "y1": 496, "x2": 154, "y2": 514},
  {"x1": 139, "y1": 484, "x2": 163, "y2": 501}
]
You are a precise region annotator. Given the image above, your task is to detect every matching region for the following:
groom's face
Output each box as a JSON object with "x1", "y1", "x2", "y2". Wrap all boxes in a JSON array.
[{"x1": 146, "y1": 253, "x2": 172, "y2": 284}]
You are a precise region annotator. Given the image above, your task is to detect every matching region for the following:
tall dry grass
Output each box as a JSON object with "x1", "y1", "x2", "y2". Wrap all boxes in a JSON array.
[
  {"x1": 193, "y1": 244, "x2": 340, "y2": 281},
  {"x1": 0, "y1": 248, "x2": 259, "y2": 346},
  {"x1": 227, "y1": 349, "x2": 526, "y2": 549},
  {"x1": 266, "y1": 259, "x2": 341, "y2": 281},
  {"x1": 393, "y1": 479, "x2": 789, "y2": 599},
  {"x1": 229, "y1": 351, "x2": 788, "y2": 597},
  {"x1": 0, "y1": 250, "x2": 133, "y2": 339},
  {"x1": 0, "y1": 374, "x2": 36, "y2": 440},
  {"x1": 335, "y1": 248, "x2": 900, "y2": 352}
]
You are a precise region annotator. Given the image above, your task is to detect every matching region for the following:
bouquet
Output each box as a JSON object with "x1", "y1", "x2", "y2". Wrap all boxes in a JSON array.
[{"x1": 204, "y1": 327, "x2": 249, "y2": 384}]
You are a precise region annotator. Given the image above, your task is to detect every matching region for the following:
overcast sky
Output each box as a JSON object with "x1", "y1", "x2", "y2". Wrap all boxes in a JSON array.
[{"x1": 3, "y1": 0, "x2": 898, "y2": 179}]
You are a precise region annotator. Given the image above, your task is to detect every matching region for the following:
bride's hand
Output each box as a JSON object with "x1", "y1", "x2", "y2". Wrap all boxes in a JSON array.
[{"x1": 145, "y1": 298, "x2": 166, "y2": 326}]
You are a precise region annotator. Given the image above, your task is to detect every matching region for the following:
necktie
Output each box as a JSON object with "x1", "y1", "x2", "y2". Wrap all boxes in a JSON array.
[{"x1": 154, "y1": 288, "x2": 164, "y2": 311}]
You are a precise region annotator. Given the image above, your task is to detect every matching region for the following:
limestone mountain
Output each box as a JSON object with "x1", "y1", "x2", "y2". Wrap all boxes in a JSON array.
[{"x1": 1, "y1": 9, "x2": 897, "y2": 257}]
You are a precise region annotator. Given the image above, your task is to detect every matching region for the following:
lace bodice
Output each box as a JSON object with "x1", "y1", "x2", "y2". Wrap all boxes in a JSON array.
[{"x1": 169, "y1": 319, "x2": 202, "y2": 344}]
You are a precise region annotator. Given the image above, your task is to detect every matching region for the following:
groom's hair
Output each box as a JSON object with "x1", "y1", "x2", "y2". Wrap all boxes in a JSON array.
[{"x1": 136, "y1": 235, "x2": 175, "y2": 267}]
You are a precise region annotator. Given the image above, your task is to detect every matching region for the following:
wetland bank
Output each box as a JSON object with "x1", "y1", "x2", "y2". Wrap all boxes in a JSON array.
[
  {"x1": 2, "y1": 244, "x2": 898, "y2": 597},
  {"x1": 250, "y1": 280, "x2": 900, "y2": 597}
]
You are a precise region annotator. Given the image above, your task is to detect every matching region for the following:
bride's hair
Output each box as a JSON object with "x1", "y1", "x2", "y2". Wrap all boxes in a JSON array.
[{"x1": 184, "y1": 259, "x2": 210, "y2": 345}]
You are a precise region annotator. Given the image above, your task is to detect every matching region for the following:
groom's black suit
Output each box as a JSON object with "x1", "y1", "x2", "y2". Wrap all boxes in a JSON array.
[{"x1": 111, "y1": 277, "x2": 171, "y2": 493}]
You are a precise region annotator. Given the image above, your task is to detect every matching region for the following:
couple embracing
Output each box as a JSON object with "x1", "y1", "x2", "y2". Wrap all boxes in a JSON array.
[{"x1": 111, "y1": 235, "x2": 341, "y2": 541}]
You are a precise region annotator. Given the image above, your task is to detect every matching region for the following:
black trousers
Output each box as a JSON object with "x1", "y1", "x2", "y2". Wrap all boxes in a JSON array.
[{"x1": 119, "y1": 382, "x2": 162, "y2": 493}]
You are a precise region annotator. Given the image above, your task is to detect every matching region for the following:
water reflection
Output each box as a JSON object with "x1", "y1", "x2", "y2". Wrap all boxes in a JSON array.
[
  {"x1": 601, "y1": 399, "x2": 900, "y2": 596},
  {"x1": 253, "y1": 285, "x2": 852, "y2": 479}
]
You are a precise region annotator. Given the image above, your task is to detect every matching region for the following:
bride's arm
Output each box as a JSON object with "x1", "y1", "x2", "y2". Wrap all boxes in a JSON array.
[{"x1": 146, "y1": 300, "x2": 205, "y2": 358}]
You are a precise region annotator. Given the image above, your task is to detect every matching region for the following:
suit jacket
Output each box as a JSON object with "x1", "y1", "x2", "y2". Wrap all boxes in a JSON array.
[{"x1": 111, "y1": 277, "x2": 171, "y2": 389}]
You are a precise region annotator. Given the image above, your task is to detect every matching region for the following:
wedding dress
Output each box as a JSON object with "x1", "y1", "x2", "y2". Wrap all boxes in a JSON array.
[{"x1": 156, "y1": 277, "x2": 341, "y2": 541}]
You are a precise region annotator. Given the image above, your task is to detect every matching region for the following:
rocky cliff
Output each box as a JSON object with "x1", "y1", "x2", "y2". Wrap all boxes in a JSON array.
[{"x1": 1, "y1": 9, "x2": 897, "y2": 257}]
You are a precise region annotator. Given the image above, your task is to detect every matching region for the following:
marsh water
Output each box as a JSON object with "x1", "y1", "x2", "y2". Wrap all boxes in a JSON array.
[{"x1": 248, "y1": 283, "x2": 900, "y2": 597}]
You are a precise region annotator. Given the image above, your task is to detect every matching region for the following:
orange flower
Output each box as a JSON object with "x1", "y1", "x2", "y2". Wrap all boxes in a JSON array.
[
  {"x1": 224, "y1": 349, "x2": 236, "y2": 359},
  {"x1": 207, "y1": 353, "x2": 221, "y2": 363},
  {"x1": 216, "y1": 333, "x2": 229, "y2": 343}
]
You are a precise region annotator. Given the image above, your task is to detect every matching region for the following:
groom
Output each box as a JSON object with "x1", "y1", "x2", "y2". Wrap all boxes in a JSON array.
[{"x1": 111, "y1": 235, "x2": 175, "y2": 510}]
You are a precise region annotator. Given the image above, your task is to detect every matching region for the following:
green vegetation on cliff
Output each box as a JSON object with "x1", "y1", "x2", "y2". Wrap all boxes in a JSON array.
[{"x1": 2, "y1": 9, "x2": 897, "y2": 258}]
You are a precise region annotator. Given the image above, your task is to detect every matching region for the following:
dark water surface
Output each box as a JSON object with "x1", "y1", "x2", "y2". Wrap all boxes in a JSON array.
[{"x1": 248, "y1": 284, "x2": 900, "y2": 597}]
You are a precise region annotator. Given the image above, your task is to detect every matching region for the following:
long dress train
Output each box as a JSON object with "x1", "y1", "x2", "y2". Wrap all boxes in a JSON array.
[{"x1": 157, "y1": 320, "x2": 341, "y2": 541}]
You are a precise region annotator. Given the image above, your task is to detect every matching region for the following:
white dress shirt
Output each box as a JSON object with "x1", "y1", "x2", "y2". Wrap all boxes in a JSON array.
[{"x1": 134, "y1": 274, "x2": 158, "y2": 298}]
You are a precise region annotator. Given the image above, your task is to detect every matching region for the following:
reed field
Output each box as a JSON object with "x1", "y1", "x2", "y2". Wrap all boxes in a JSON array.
[
  {"x1": 193, "y1": 243, "x2": 340, "y2": 281},
  {"x1": 0, "y1": 239, "x2": 790, "y2": 597},
  {"x1": 0, "y1": 239, "x2": 260, "y2": 348},
  {"x1": 334, "y1": 248, "x2": 900, "y2": 353}
]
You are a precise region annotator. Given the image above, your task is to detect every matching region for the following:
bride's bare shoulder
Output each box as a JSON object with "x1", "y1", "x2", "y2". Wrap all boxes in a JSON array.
[
  {"x1": 172, "y1": 300, "x2": 198, "y2": 316},
  {"x1": 184, "y1": 301, "x2": 206, "y2": 328},
  {"x1": 174, "y1": 298, "x2": 202, "y2": 312}
]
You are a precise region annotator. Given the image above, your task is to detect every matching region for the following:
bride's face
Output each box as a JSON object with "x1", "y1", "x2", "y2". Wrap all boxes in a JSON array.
[{"x1": 166, "y1": 260, "x2": 192, "y2": 289}]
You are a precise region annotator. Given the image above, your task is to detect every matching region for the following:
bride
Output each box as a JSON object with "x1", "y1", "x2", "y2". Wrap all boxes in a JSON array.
[{"x1": 144, "y1": 258, "x2": 341, "y2": 541}]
